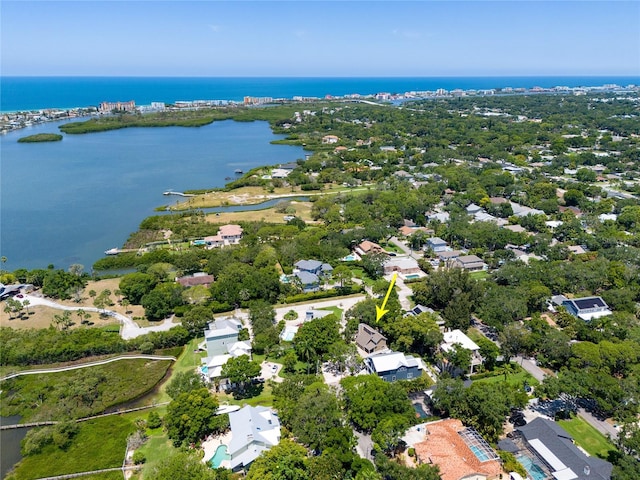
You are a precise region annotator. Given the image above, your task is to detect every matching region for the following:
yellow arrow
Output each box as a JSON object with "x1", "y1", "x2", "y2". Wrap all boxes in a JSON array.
[{"x1": 376, "y1": 273, "x2": 397, "y2": 323}]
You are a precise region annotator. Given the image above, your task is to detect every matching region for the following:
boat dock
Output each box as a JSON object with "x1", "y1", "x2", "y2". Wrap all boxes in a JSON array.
[
  {"x1": 104, "y1": 248, "x2": 138, "y2": 255},
  {"x1": 163, "y1": 191, "x2": 195, "y2": 197}
]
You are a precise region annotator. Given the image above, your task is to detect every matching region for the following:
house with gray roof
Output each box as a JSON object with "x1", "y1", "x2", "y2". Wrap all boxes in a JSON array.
[
  {"x1": 509, "y1": 418, "x2": 612, "y2": 480},
  {"x1": 291, "y1": 259, "x2": 333, "y2": 292},
  {"x1": 364, "y1": 350, "x2": 425, "y2": 382},
  {"x1": 202, "y1": 317, "x2": 251, "y2": 381},
  {"x1": 355, "y1": 323, "x2": 387, "y2": 354},
  {"x1": 228, "y1": 405, "x2": 281, "y2": 471},
  {"x1": 452, "y1": 254, "x2": 487, "y2": 272},
  {"x1": 561, "y1": 296, "x2": 612, "y2": 322}
]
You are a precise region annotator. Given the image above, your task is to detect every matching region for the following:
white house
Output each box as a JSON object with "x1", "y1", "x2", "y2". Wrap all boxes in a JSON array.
[
  {"x1": 228, "y1": 405, "x2": 281, "y2": 470},
  {"x1": 202, "y1": 317, "x2": 251, "y2": 381},
  {"x1": 441, "y1": 329, "x2": 483, "y2": 373}
]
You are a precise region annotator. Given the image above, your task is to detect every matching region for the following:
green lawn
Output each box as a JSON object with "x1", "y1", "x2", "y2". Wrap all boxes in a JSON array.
[
  {"x1": 318, "y1": 306, "x2": 343, "y2": 318},
  {"x1": 472, "y1": 364, "x2": 540, "y2": 387},
  {"x1": 558, "y1": 415, "x2": 617, "y2": 459},
  {"x1": 469, "y1": 270, "x2": 489, "y2": 280}
]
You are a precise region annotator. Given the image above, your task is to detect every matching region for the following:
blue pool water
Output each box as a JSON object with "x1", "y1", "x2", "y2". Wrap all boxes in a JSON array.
[
  {"x1": 201, "y1": 366, "x2": 208, "y2": 374},
  {"x1": 470, "y1": 445, "x2": 490, "y2": 462},
  {"x1": 517, "y1": 454, "x2": 547, "y2": 480},
  {"x1": 413, "y1": 403, "x2": 427, "y2": 418},
  {"x1": 192, "y1": 240, "x2": 207, "y2": 246},
  {"x1": 342, "y1": 254, "x2": 358, "y2": 261},
  {"x1": 405, "y1": 274, "x2": 420, "y2": 279},
  {"x1": 209, "y1": 445, "x2": 230, "y2": 469}
]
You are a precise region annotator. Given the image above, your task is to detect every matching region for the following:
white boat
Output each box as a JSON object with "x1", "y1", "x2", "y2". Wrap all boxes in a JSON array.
[{"x1": 104, "y1": 248, "x2": 119, "y2": 255}]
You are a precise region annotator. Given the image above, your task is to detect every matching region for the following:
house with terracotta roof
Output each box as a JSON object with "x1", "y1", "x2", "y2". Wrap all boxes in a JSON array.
[
  {"x1": 405, "y1": 418, "x2": 503, "y2": 480},
  {"x1": 322, "y1": 134, "x2": 339, "y2": 144},
  {"x1": 204, "y1": 224, "x2": 244, "y2": 248},
  {"x1": 176, "y1": 272, "x2": 214, "y2": 288},
  {"x1": 355, "y1": 240, "x2": 385, "y2": 256}
]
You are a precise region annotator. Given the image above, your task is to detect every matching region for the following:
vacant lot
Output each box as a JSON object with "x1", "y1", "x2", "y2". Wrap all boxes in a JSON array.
[
  {"x1": 204, "y1": 201, "x2": 315, "y2": 224},
  {"x1": 0, "y1": 278, "x2": 146, "y2": 330}
]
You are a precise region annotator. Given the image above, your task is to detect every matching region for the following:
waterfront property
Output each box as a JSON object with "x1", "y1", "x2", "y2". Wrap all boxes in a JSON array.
[
  {"x1": 203, "y1": 224, "x2": 244, "y2": 249},
  {"x1": 228, "y1": 405, "x2": 281, "y2": 471}
]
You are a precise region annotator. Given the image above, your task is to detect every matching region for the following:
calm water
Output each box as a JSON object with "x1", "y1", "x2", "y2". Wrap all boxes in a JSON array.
[
  {"x1": 0, "y1": 119, "x2": 305, "y2": 271},
  {"x1": 3, "y1": 76, "x2": 639, "y2": 112},
  {"x1": 0, "y1": 415, "x2": 28, "y2": 479}
]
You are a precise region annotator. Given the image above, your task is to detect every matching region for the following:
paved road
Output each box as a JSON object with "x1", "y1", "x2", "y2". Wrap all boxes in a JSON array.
[
  {"x1": 22, "y1": 294, "x2": 177, "y2": 339},
  {"x1": 514, "y1": 356, "x2": 548, "y2": 383},
  {"x1": 354, "y1": 430, "x2": 374, "y2": 462},
  {"x1": 388, "y1": 236, "x2": 421, "y2": 260}
]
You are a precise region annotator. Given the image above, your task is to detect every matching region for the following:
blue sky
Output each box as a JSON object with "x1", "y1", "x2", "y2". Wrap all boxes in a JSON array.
[{"x1": 2, "y1": 1, "x2": 639, "y2": 76}]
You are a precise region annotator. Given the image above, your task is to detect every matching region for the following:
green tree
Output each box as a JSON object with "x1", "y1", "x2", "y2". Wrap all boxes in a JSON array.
[
  {"x1": 119, "y1": 272, "x2": 157, "y2": 304},
  {"x1": 246, "y1": 439, "x2": 310, "y2": 480},
  {"x1": 291, "y1": 383, "x2": 343, "y2": 451},
  {"x1": 148, "y1": 451, "x2": 230, "y2": 480},
  {"x1": 164, "y1": 388, "x2": 220, "y2": 446},
  {"x1": 181, "y1": 305, "x2": 211, "y2": 337},
  {"x1": 166, "y1": 370, "x2": 205, "y2": 399},
  {"x1": 221, "y1": 355, "x2": 261, "y2": 393}
]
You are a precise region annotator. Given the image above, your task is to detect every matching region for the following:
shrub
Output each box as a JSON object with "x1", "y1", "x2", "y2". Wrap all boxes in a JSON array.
[
  {"x1": 132, "y1": 451, "x2": 147, "y2": 465},
  {"x1": 147, "y1": 411, "x2": 162, "y2": 429},
  {"x1": 408, "y1": 447, "x2": 416, "y2": 457}
]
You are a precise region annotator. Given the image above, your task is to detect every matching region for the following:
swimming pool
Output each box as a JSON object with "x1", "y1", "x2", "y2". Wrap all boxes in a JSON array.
[
  {"x1": 405, "y1": 274, "x2": 420, "y2": 279},
  {"x1": 192, "y1": 240, "x2": 207, "y2": 246},
  {"x1": 413, "y1": 403, "x2": 428, "y2": 418},
  {"x1": 470, "y1": 445, "x2": 491, "y2": 462},
  {"x1": 201, "y1": 366, "x2": 208, "y2": 374},
  {"x1": 209, "y1": 445, "x2": 230, "y2": 469},
  {"x1": 517, "y1": 454, "x2": 547, "y2": 480},
  {"x1": 342, "y1": 254, "x2": 358, "y2": 261}
]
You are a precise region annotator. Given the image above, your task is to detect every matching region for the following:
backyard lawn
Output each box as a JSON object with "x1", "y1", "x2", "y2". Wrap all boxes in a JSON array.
[{"x1": 558, "y1": 415, "x2": 617, "y2": 459}]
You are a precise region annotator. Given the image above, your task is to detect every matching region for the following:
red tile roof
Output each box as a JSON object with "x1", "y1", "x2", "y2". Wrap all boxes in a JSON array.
[{"x1": 413, "y1": 419, "x2": 503, "y2": 480}]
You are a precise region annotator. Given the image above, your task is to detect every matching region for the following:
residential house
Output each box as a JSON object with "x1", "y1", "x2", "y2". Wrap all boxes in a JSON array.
[
  {"x1": 501, "y1": 418, "x2": 613, "y2": 480},
  {"x1": 437, "y1": 250, "x2": 462, "y2": 263},
  {"x1": 228, "y1": 405, "x2": 281, "y2": 471},
  {"x1": 364, "y1": 350, "x2": 425, "y2": 382},
  {"x1": 405, "y1": 419, "x2": 502, "y2": 480},
  {"x1": 321, "y1": 134, "x2": 339, "y2": 144},
  {"x1": 398, "y1": 226, "x2": 434, "y2": 237},
  {"x1": 355, "y1": 240, "x2": 385, "y2": 256},
  {"x1": 466, "y1": 203, "x2": 483, "y2": 215},
  {"x1": 502, "y1": 224, "x2": 528, "y2": 234},
  {"x1": 561, "y1": 296, "x2": 612, "y2": 322},
  {"x1": 426, "y1": 237, "x2": 449, "y2": 252},
  {"x1": 202, "y1": 317, "x2": 251, "y2": 381},
  {"x1": 452, "y1": 255, "x2": 486, "y2": 271},
  {"x1": 204, "y1": 224, "x2": 244, "y2": 248},
  {"x1": 511, "y1": 203, "x2": 545, "y2": 217},
  {"x1": 176, "y1": 272, "x2": 214, "y2": 288},
  {"x1": 355, "y1": 323, "x2": 388, "y2": 354},
  {"x1": 383, "y1": 256, "x2": 422, "y2": 276},
  {"x1": 292, "y1": 259, "x2": 333, "y2": 292},
  {"x1": 441, "y1": 329, "x2": 483, "y2": 374}
]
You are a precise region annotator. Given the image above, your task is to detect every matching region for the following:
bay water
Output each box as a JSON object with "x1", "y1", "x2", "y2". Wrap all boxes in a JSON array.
[{"x1": 0, "y1": 119, "x2": 305, "y2": 271}]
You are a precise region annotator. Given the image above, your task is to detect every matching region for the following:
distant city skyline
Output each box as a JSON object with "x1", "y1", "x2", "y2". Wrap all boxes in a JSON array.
[{"x1": 2, "y1": 1, "x2": 639, "y2": 77}]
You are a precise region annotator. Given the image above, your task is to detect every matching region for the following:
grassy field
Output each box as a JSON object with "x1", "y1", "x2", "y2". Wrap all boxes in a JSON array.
[
  {"x1": 6, "y1": 415, "x2": 135, "y2": 480},
  {"x1": 170, "y1": 184, "x2": 370, "y2": 210},
  {"x1": 558, "y1": 415, "x2": 617, "y2": 459},
  {"x1": 1, "y1": 359, "x2": 173, "y2": 421},
  {"x1": 202, "y1": 201, "x2": 315, "y2": 224},
  {"x1": 0, "y1": 278, "x2": 146, "y2": 331}
]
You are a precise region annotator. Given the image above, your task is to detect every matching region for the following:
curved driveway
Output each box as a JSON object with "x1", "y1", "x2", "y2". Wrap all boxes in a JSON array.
[{"x1": 22, "y1": 294, "x2": 177, "y2": 339}]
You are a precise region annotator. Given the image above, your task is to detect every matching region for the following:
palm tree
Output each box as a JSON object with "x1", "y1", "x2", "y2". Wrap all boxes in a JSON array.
[
  {"x1": 296, "y1": 339, "x2": 315, "y2": 374},
  {"x1": 22, "y1": 299, "x2": 30, "y2": 315}
]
